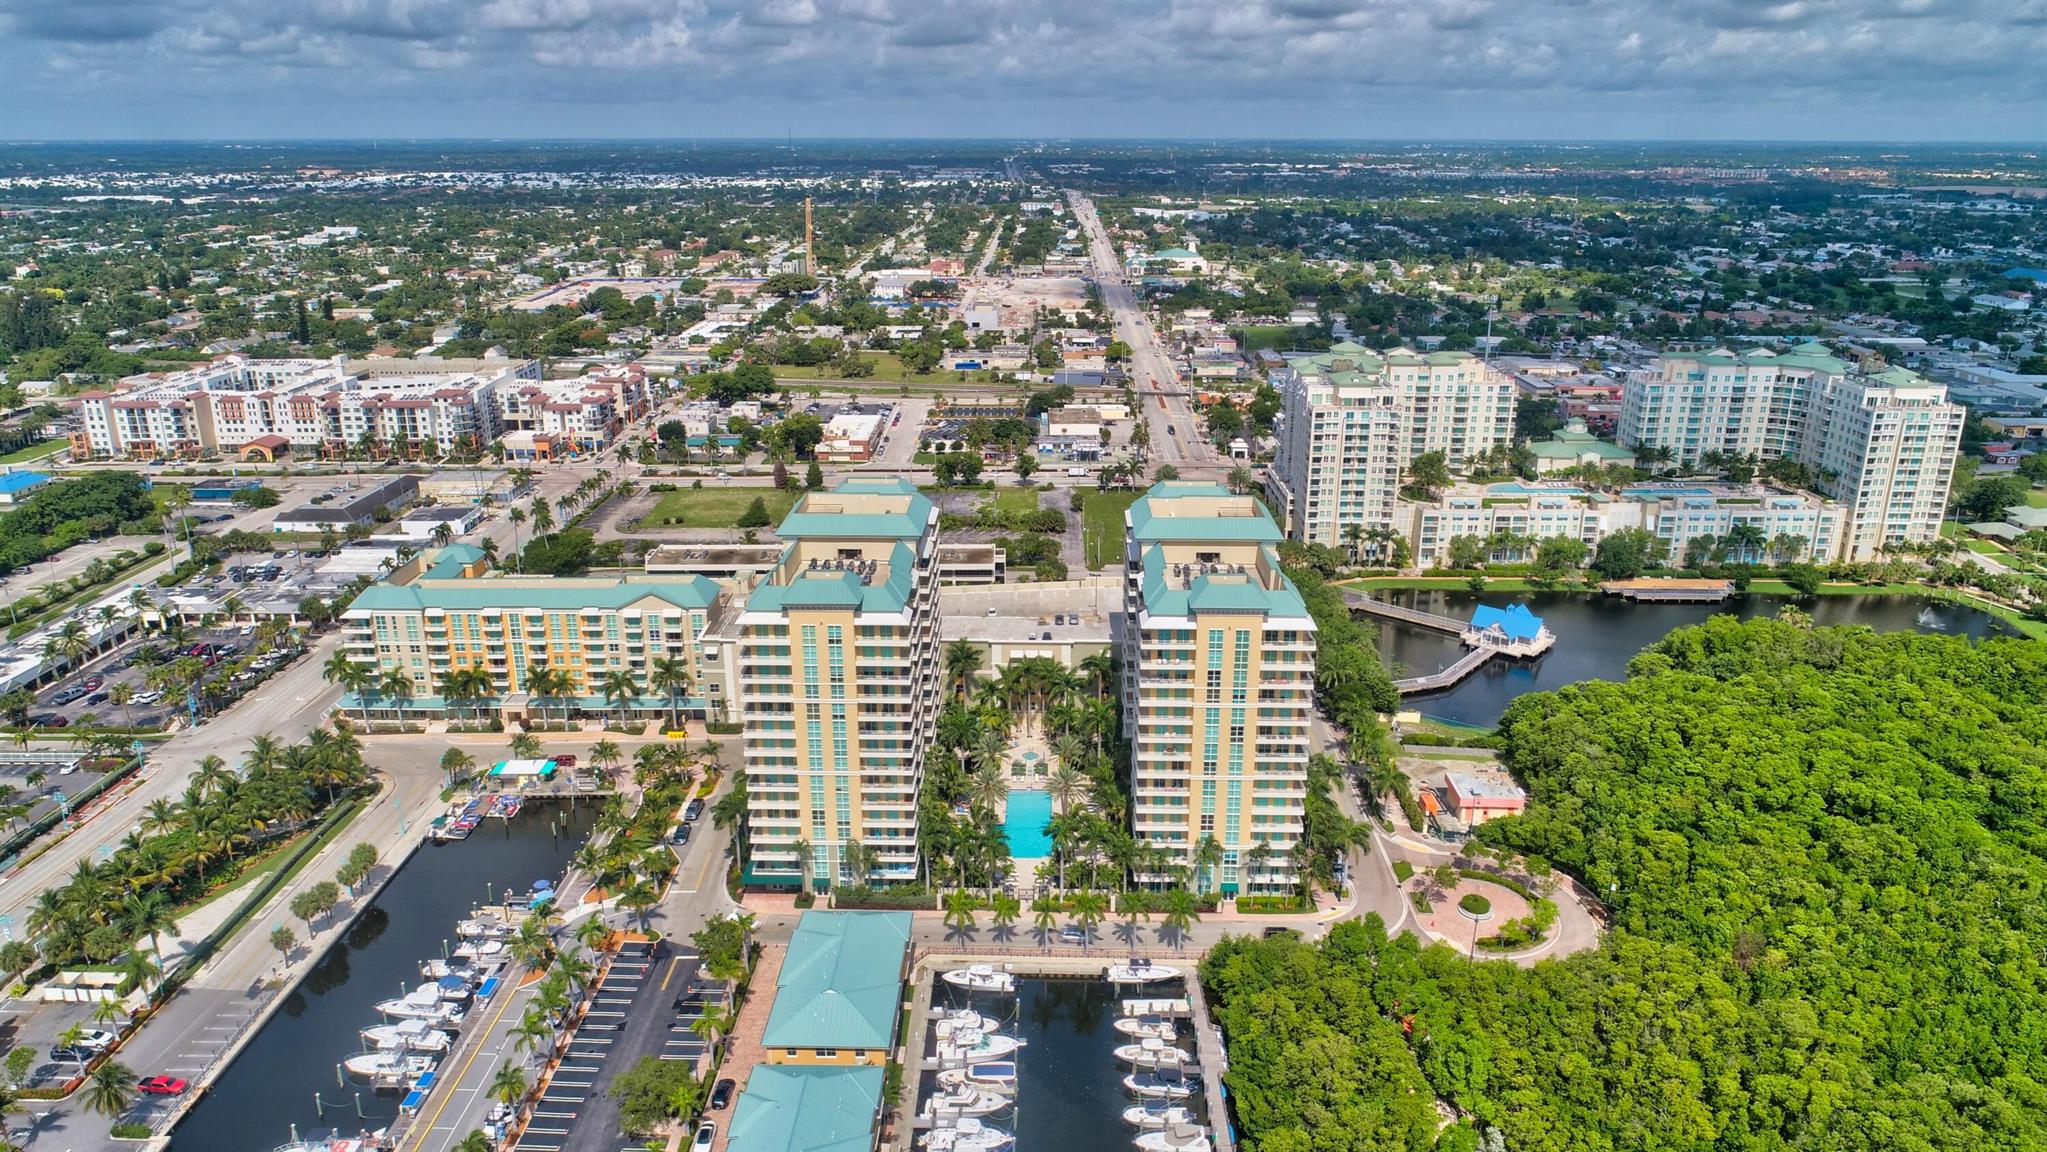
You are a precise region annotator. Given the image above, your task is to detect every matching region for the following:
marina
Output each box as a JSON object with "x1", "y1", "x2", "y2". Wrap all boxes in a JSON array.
[
  {"x1": 168, "y1": 800, "x2": 596, "y2": 1152},
  {"x1": 915, "y1": 964, "x2": 1229, "y2": 1152}
]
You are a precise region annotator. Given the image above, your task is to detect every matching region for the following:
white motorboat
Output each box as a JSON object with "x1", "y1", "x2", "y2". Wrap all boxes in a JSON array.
[
  {"x1": 941, "y1": 965, "x2": 1015, "y2": 994},
  {"x1": 922, "y1": 1085, "x2": 1009, "y2": 1119},
  {"x1": 931, "y1": 1008, "x2": 1001, "y2": 1040},
  {"x1": 1114, "y1": 1015, "x2": 1178, "y2": 1041},
  {"x1": 343, "y1": 1052, "x2": 438, "y2": 1084},
  {"x1": 1105, "y1": 959, "x2": 1180, "y2": 984},
  {"x1": 920, "y1": 1117, "x2": 1013, "y2": 1152},
  {"x1": 1133, "y1": 1123, "x2": 1211, "y2": 1152},
  {"x1": 455, "y1": 916, "x2": 510, "y2": 940},
  {"x1": 936, "y1": 1062, "x2": 1018, "y2": 1094},
  {"x1": 361, "y1": 1020, "x2": 451, "y2": 1053},
  {"x1": 1123, "y1": 1070, "x2": 1199, "y2": 1099},
  {"x1": 270, "y1": 1128, "x2": 389, "y2": 1152},
  {"x1": 1122, "y1": 1104, "x2": 1198, "y2": 1130},
  {"x1": 452, "y1": 939, "x2": 505, "y2": 960},
  {"x1": 937, "y1": 1030, "x2": 1025, "y2": 1067},
  {"x1": 1114, "y1": 1037, "x2": 1194, "y2": 1069},
  {"x1": 374, "y1": 987, "x2": 463, "y2": 1023}
]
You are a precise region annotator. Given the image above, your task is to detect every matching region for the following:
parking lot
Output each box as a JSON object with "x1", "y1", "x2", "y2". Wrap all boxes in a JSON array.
[
  {"x1": 28, "y1": 622, "x2": 305, "y2": 732},
  {"x1": 517, "y1": 940, "x2": 722, "y2": 1152}
]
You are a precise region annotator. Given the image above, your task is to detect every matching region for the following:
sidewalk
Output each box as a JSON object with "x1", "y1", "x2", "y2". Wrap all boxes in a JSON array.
[{"x1": 709, "y1": 944, "x2": 784, "y2": 1152}]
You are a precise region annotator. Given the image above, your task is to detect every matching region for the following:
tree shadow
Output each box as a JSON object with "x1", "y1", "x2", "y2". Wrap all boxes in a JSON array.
[{"x1": 1112, "y1": 919, "x2": 1146, "y2": 950}]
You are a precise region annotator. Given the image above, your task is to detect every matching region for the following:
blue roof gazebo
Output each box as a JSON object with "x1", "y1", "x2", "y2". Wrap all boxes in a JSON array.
[{"x1": 1468, "y1": 603, "x2": 1547, "y2": 643}]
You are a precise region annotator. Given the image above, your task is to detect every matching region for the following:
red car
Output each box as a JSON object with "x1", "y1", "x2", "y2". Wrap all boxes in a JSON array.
[
  {"x1": 137, "y1": 1075, "x2": 188, "y2": 1096},
  {"x1": 82, "y1": 676, "x2": 104, "y2": 691}
]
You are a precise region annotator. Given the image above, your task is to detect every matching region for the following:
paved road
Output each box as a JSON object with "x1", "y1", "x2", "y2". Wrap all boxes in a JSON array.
[{"x1": 1065, "y1": 191, "x2": 1218, "y2": 477}]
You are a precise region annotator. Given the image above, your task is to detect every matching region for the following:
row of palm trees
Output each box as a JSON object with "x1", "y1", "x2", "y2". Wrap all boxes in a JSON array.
[
  {"x1": 28, "y1": 728, "x2": 369, "y2": 969},
  {"x1": 324, "y1": 653, "x2": 697, "y2": 731}
]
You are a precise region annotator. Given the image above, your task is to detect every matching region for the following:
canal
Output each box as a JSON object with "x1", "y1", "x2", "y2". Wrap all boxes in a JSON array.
[
  {"x1": 1373, "y1": 591, "x2": 2017, "y2": 728},
  {"x1": 170, "y1": 800, "x2": 597, "y2": 1152}
]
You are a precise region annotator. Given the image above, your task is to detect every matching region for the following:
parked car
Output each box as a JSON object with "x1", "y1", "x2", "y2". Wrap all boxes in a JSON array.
[
  {"x1": 709, "y1": 1079, "x2": 736, "y2": 1110},
  {"x1": 683, "y1": 799, "x2": 705, "y2": 823},
  {"x1": 131, "y1": 690, "x2": 163, "y2": 705},
  {"x1": 670, "y1": 824, "x2": 692, "y2": 845},
  {"x1": 75, "y1": 1029, "x2": 117, "y2": 1051},
  {"x1": 691, "y1": 1121, "x2": 717, "y2": 1152},
  {"x1": 29, "y1": 714, "x2": 67, "y2": 728},
  {"x1": 84, "y1": 692, "x2": 108, "y2": 707},
  {"x1": 554, "y1": 754, "x2": 577, "y2": 768},
  {"x1": 81, "y1": 676, "x2": 104, "y2": 691},
  {"x1": 137, "y1": 1075, "x2": 188, "y2": 1096}
]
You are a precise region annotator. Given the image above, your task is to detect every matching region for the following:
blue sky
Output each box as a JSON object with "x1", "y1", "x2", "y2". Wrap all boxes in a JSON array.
[{"x1": 3, "y1": 0, "x2": 2044, "y2": 141}]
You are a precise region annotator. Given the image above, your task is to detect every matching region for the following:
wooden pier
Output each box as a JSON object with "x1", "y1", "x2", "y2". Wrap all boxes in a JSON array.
[
  {"x1": 1341, "y1": 588, "x2": 1469, "y2": 634},
  {"x1": 1599, "y1": 578, "x2": 1733, "y2": 603},
  {"x1": 1394, "y1": 646, "x2": 1497, "y2": 694}
]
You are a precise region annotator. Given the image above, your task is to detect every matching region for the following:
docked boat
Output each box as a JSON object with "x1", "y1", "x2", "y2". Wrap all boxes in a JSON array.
[
  {"x1": 452, "y1": 938, "x2": 505, "y2": 960},
  {"x1": 1105, "y1": 959, "x2": 1180, "y2": 984},
  {"x1": 1123, "y1": 1069, "x2": 1199, "y2": 1099},
  {"x1": 344, "y1": 1052, "x2": 438, "y2": 1085},
  {"x1": 941, "y1": 965, "x2": 1015, "y2": 994},
  {"x1": 920, "y1": 1117, "x2": 1014, "y2": 1152},
  {"x1": 420, "y1": 957, "x2": 491, "y2": 982},
  {"x1": 374, "y1": 987, "x2": 464, "y2": 1023},
  {"x1": 936, "y1": 1030, "x2": 1025, "y2": 1066},
  {"x1": 1114, "y1": 1037, "x2": 1194, "y2": 1069},
  {"x1": 360, "y1": 1020, "x2": 451, "y2": 1053},
  {"x1": 931, "y1": 1009, "x2": 1001, "y2": 1041},
  {"x1": 1114, "y1": 1015, "x2": 1178, "y2": 1041},
  {"x1": 487, "y1": 794, "x2": 523, "y2": 819},
  {"x1": 271, "y1": 1128, "x2": 390, "y2": 1152},
  {"x1": 936, "y1": 1062, "x2": 1018, "y2": 1094},
  {"x1": 922, "y1": 1085, "x2": 1009, "y2": 1119},
  {"x1": 455, "y1": 915, "x2": 510, "y2": 940},
  {"x1": 1133, "y1": 1122, "x2": 1211, "y2": 1152},
  {"x1": 1122, "y1": 1104, "x2": 1198, "y2": 1130}
]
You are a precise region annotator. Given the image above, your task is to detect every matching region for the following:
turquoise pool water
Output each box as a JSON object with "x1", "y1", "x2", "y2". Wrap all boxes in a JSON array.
[
  {"x1": 1486, "y1": 482, "x2": 1584, "y2": 495},
  {"x1": 1003, "y1": 790, "x2": 1054, "y2": 857}
]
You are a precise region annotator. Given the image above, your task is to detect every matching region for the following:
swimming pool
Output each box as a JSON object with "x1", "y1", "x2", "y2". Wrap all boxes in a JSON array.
[
  {"x1": 1623, "y1": 486, "x2": 1720, "y2": 498},
  {"x1": 1485, "y1": 482, "x2": 1585, "y2": 496},
  {"x1": 1002, "y1": 790, "x2": 1054, "y2": 858}
]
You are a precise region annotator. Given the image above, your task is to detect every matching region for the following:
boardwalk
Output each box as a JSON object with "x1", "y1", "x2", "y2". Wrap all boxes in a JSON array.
[
  {"x1": 1341, "y1": 588, "x2": 1468, "y2": 633},
  {"x1": 1394, "y1": 646, "x2": 1495, "y2": 694}
]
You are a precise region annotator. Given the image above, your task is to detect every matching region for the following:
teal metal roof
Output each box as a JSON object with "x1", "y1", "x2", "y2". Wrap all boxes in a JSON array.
[
  {"x1": 762, "y1": 911, "x2": 910, "y2": 1051},
  {"x1": 347, "y1": 574, "x2": 721, "y2": 615},
  {"x1": 775, "y1": 477, "x2": 933, "y2": 542},
  {"x1": 727, "y1": 1066, "x2": 883, "y2": 1152},
  {"x1": 1137, "y1": 546, "x2": 1309, "y2": 619},
  {"x1": 745, "y1": 540, "x2": 917, "y2": 616},
  {"x1": 1127, "y1": 482, "x2": 1283, "y2": 544},
  {"x1": 421, "y1": 543, "x2": 487, "y2": 580}
]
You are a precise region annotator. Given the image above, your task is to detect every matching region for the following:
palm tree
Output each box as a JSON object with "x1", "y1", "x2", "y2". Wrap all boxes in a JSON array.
[
  {"x1": 1045, "y1": 764, "x2": 1088, "y2": 813},
  {"x1": 791, "y1": 838, "x2": 814, "y2": 899},
  {"x1": 1160, "y1": 888, "x2": 1200, "y2": 952},
  {"x1": 323, "y1": 651, "x2": 373, "y2": 725},
  {"x1": 510, "y1": 732, "x2": 542, "y2": 760},
  {"x1": 454, "y1": 1133, "x2": 494, "y2": 1152},
  {"x1": 942, "y1": 890, "x2": 979, "y2": 936},
  {"x1": 530, "y1": 497, "x2": 555, "y2": 536},
  {"x1": 120, "y1": 891, "x2": 177, "y2": 964},
  {"x1": 968, "y1": 764, "x2": 1008, "y2": 814},
  {"x1": 1193, "y1": 835, "x2": 1224, "y2": 896},
  {"x1": 1076, "y1": 651, "x2": 1114, "y2": 700},
  {"x1": 1030, "y1": 895, "x2": 1059, "y2": 949},
  {"x1": 649, "y1": 655, "x2": 694, "y2": 731},
  {"x1": 490, "y1": 1060, "x2": 528, "y2": 1108},
  {"x1": 588, "y1": 739, "x2": 623, "y2": 781},
  {"x1": 440, "y1": 747, "x2": 477, "y2": 787},
  {"x1": 84, "y1": 1060, "x2": 136, "y2": 1116},
  {"x1": 119, "y1": 947, "x2": 162, "y2": 999},
  {"x1": 943, "y1": 638, "x2": 983, "y2": 699},
  {"x1": 525, "y1": 663, "x2": 575, "y2": 729},
  {"x1": 1244, "y1": 841, "x2": 1275, "y2": 896},
  {"x1": 1068, "y1": 890, "x2": 1108, "y2": 949},
  {"x1": 596, "y1": 669, "x2": 640, "y2": 731},
  {"x1": 510, "y1": 1009, "x2": 555, "y2": 1063},
  {"x1": 617, "y1": 876, "x2": 658, "y2": 931}
]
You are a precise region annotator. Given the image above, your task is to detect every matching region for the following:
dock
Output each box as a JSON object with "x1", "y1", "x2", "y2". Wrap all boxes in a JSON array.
[
  {"x1": 1349, "y1": 591, "x2": 1558, "y2": 695},
  {"x1": 1599, "y1": 578, "x2": 1734, "y2": 602}
]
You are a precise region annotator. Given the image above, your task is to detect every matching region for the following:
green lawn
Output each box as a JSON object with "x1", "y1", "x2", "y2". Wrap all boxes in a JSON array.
[
  {"x1": 988, "y1": 487, "x2": 1042, "y2": 516},
  {"x1": 2025, "y1": 487, "x2": 2047, "y2": 508},
  {"x1": 1965, "y1": 538, "x2": 2007, "y2": 555},
  {"x1": 0, "y1": 439, "x2": 65, "y2": 465},
  {"x1": 1081, "y1": 490, "x2": 1141, "y2": 570},
  {"x1": 771, "y1": 352, "x2": 914, "y2": 382},
  {"x1": 635, "y1": 486, "x2": 798, "y2": 530}
]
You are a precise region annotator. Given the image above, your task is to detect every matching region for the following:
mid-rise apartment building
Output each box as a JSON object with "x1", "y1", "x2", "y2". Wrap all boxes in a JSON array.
[
  {"x1": 69, "y1": 354, "x2": 539, "y2": 460},
  {"x1": 494, "y1": 364, "x2": 650, "y2": 451},
  {"x1": 1619, "y1": 347, "x2": 1963, "y2": 558},
  {"x1": 1400, "y1": 482, "x2": 1845, "y2": 566},
  {"x1": 1267, "y1": 343, "x2": 1515, "y2": 548},
  {"x1": 1121, "y1": 483, "x2": 1315, "y2": 895},
  {"x1": 735, "y1": 479, "x2": 942, "y2": 893},
  {"x1": 338, "y1": 544, "x2": 721, "y2": 718}
]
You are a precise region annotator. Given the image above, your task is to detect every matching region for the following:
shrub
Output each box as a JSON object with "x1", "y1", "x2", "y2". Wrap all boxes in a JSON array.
[
  {"x1": 831, "y1": 885, "x2": 935, "y2": 910},
  {"x1": 111, "y1": 1123, "x2": 154, "y2": 1140},
  {"x1": 1459, "y1": 893, "x2": 1492, "y2": 916}
]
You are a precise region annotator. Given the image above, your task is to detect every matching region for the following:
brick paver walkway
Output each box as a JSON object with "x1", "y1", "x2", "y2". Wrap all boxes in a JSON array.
[{"x1": 710, "y1": 943, "x2": 785, "y2": 1152}]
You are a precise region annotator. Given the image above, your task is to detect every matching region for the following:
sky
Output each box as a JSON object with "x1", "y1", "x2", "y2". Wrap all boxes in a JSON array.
[{"x1": 3, "y1": 0, "x2": 2046, "y2": 142}]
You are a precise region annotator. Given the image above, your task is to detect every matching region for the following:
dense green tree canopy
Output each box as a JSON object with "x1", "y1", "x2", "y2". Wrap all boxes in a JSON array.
[{"x1": 1207, "y1": 615, "x2": 2047, "y2": 1152}]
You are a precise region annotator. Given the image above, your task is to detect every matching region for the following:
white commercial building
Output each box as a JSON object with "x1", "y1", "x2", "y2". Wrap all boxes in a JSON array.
[
  {"x1": 1619, "y1": 348, "x2": 1963, "y2": 559},
  {"x1": 1266, "y1": 343, "x2": 1516, "y2": 548}
]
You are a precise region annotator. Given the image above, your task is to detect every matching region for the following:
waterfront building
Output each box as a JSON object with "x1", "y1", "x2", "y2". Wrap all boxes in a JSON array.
[
  {"x1": 68, "y1": 354, "x2": 538, "y2": 460},
  {"x1": 1400, "y1": 481, "x2": 1846, "y2": 566},
  {"x1": 736, "y1": 479, "x2": 941, "y2": 890},
  {"x1": 725, "y1": 1066, "x2": 885, "y2": 1152},
  {"x1": 760, "y1": 910, "x2": 911, "y2": 1066},
  {"x1": 1267, "y1": 343, "x2": 1516, "y2": 548},
  {"x1": 1120, "y1": 482, "x2": 1315, "y2": 894},
  {"x1": 1619, "y1": 348, "x2": 1963, "y2": 558},
  {"x1": 337, "y1": 544, "x2": 721, "y2": 721}
]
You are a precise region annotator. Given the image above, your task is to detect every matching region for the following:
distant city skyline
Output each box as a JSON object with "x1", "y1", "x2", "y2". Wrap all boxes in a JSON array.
[{"x1": 3, "y1": 0, "x2": 2044, "y2": 143}]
